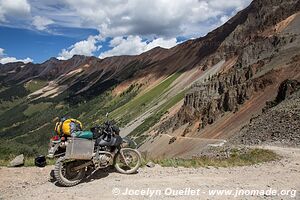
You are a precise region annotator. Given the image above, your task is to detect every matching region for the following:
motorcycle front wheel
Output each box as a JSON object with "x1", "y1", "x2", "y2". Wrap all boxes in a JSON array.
[
  {"x1": 54, "y1": 156, "x2": 86, "y2": 187},
  {"x1": 114, "y1": 148, "x2": 141, "y2": 174}
]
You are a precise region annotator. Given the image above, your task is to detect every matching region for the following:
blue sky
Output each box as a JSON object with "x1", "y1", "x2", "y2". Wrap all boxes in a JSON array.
[
  {"x1": 0, "y1": 26, "x2": 99, "y2": 62},
  {"x1": 0, "y1": 0, "x2": 251, "y2": 64}
]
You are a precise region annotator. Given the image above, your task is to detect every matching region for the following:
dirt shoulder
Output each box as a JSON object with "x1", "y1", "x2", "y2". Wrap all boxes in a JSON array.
[{"x1": 0, "y1": 146, "x2": 299, "y2": 200}]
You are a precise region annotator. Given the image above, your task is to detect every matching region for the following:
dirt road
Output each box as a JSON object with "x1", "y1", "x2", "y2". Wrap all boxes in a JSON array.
[{"x1": 0, "y1": 146, "x2": 299, "y2": 200}]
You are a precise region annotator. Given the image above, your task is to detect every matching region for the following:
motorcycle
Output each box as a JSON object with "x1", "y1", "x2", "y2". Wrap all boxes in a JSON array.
[{"x1": 53, "y1": 119, "x2": 142, "y2": 187}]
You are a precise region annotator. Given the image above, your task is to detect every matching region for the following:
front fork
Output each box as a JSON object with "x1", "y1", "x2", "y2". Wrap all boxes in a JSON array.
[{"x1": 116, "y1": 147, "x2": 130, "y2": 166}]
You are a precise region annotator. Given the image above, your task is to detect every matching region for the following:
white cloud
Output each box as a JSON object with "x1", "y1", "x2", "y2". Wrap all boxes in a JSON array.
[
  {"x1": 0, "y1": 0, "x2": 31, "y2": 22},
  {"x1": 0, "y1": 6, "x2": 4, "y2": 22},
  {"x1": 207, "y1": 0, "x2": 249, "y2": 10},
  {"x1": 57, "y1": 35, "x2": 101, "y2": 60},
  {"x1": 1, "y1": 0, "x2": 252, "y2": 37},
  {"x1": 0, "y1": 57, "x2": 33, "y2": 64},
  {"x1": 60, "y1": 0, "x2": 251, "y2": 38},
  {"x1": 99, "y1": 35, "x2": 178, "y2": 58},
  {"x1": 144, "y1": 37, "x2": 178, "y2": 51},
  {"x1": 32, "y1": 16, "x2": 54, "y2": 30},
  {"x1": 220, "y1": 15, "x2": 230, "y2": 25},
  {"x1": 1, "y1": 0, "x2": 253, "y2": 61},
  {"x1": 0, "y1": 48, "x2": 33, "y2": 64}
]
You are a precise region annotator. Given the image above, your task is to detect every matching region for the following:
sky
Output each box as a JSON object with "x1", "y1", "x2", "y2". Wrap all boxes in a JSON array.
[{"x1": 0, "y1": 0, "x2": 251, "y2": 64}]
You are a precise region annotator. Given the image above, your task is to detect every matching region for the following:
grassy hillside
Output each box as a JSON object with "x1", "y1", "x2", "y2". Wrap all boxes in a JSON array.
[
  {"x1": 111, "y1": 73, "x2": 181, "y2": 124},
  {"x1": 129, "y1": 90, "x2": 185, "y2": 144},
  {"x1": 0, "y1": 72, "x2": 184, "y2": 160}
]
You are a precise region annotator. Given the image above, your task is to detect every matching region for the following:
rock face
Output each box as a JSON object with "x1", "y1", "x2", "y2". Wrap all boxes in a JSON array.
[
  {"x1": 275, "y1": 80, "x2": 300, "y2": 103},
  {"x1": 159, "y1": 60, "x2": 274, "y2": 134},
  {"x1": 157, "y1": 0, "x2": 300, "y2": 136},
  {"x1": 9, "y1": 154, "x2": 24, "y2": 167},
  {"x1": 178, "y1": 67, "x2": 266, "y2": 130},
  {"x1": 231, "y1": 80, "x2": 300, "y2": 146},
  {"x1": 264, "y1": 79, "x2": 300, "y2": 110}
]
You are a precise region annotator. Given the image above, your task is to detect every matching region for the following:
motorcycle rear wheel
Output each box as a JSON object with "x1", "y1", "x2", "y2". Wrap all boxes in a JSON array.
[
  {"x1": 114, "y1": 148, "x2": 141, "y2": 174},
  {"x1": 54, "y1": 156, "x2": 85, "y2": 187}
]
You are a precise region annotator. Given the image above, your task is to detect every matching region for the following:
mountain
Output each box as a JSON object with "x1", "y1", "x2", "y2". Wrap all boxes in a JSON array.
[
  {"x1": 0, "y1": 0, "x2": 299, "y2": 159},
  {"x1": 139, "y1": 0, "x2": 300, "y2": 157}
]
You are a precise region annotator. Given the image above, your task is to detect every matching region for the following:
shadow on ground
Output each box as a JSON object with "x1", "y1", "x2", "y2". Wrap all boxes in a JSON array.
[{"x1": 50, "y1": 166, "x2": 138, "y2": 187}]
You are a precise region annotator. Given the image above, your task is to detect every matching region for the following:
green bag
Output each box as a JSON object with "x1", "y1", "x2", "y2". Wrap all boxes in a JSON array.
[{"x1": 72, "y1": 131, "x2": 93, "y2": 139}]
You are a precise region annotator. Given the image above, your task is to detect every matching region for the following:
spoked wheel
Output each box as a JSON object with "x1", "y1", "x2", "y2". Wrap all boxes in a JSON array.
[
  {"x1": 114, "y1": 148, "x2": 141, "y2": 174},
  {"x1": 54, "y1": 156, "x2": 86, "y2": 187}
]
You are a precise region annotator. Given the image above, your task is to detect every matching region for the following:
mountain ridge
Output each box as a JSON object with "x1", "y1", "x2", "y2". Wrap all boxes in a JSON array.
[{"x1": 0, "y1": 0, "x2": 299, "y2": 159}]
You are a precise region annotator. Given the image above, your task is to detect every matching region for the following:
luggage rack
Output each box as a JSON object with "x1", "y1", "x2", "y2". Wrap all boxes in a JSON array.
[{"x1": 65, "y1": 137, "x2": 94, "y2": 160}]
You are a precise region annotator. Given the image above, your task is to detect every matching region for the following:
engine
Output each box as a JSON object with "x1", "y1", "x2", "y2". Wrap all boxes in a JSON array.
[
  {"x1": 93, "y1": 152, "x2": 113, "y2": 169},
  {"x1": 99, "y1": 154, "x2": 111, "y2": 165}
]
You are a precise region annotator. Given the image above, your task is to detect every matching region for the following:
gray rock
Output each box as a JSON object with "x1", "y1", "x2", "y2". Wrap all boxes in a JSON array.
[
  {"x1": 9, "y1": 154, "x2": 24, "y2": 167},
  {"x1": 146, "y1": 161, "x2": 155, "y2": 168}
]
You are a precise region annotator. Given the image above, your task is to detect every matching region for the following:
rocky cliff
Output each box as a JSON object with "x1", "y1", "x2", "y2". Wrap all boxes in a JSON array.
[
  {"x1": 231, "y1": 80, "x2": 300, "y2": 146},
  {"x1": 174, "y1": 65, "x2": 268, "y2": 132},
  {"x1": 135, "y1": 0, "x2": 300, "y2": 158},
  {"x1": 156, "y1": 0, "x2": 300, "y2": 136}
]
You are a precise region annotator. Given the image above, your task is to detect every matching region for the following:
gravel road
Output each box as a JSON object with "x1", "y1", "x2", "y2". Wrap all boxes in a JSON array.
[{"x1": 0, "y1": 146, "x2": 299, "y2": 200}]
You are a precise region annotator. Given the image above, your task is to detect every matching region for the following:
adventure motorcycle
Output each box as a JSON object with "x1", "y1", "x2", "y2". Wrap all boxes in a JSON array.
[{"x1": 54, "y1": 119, "x2": 141, "y2": 187}]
